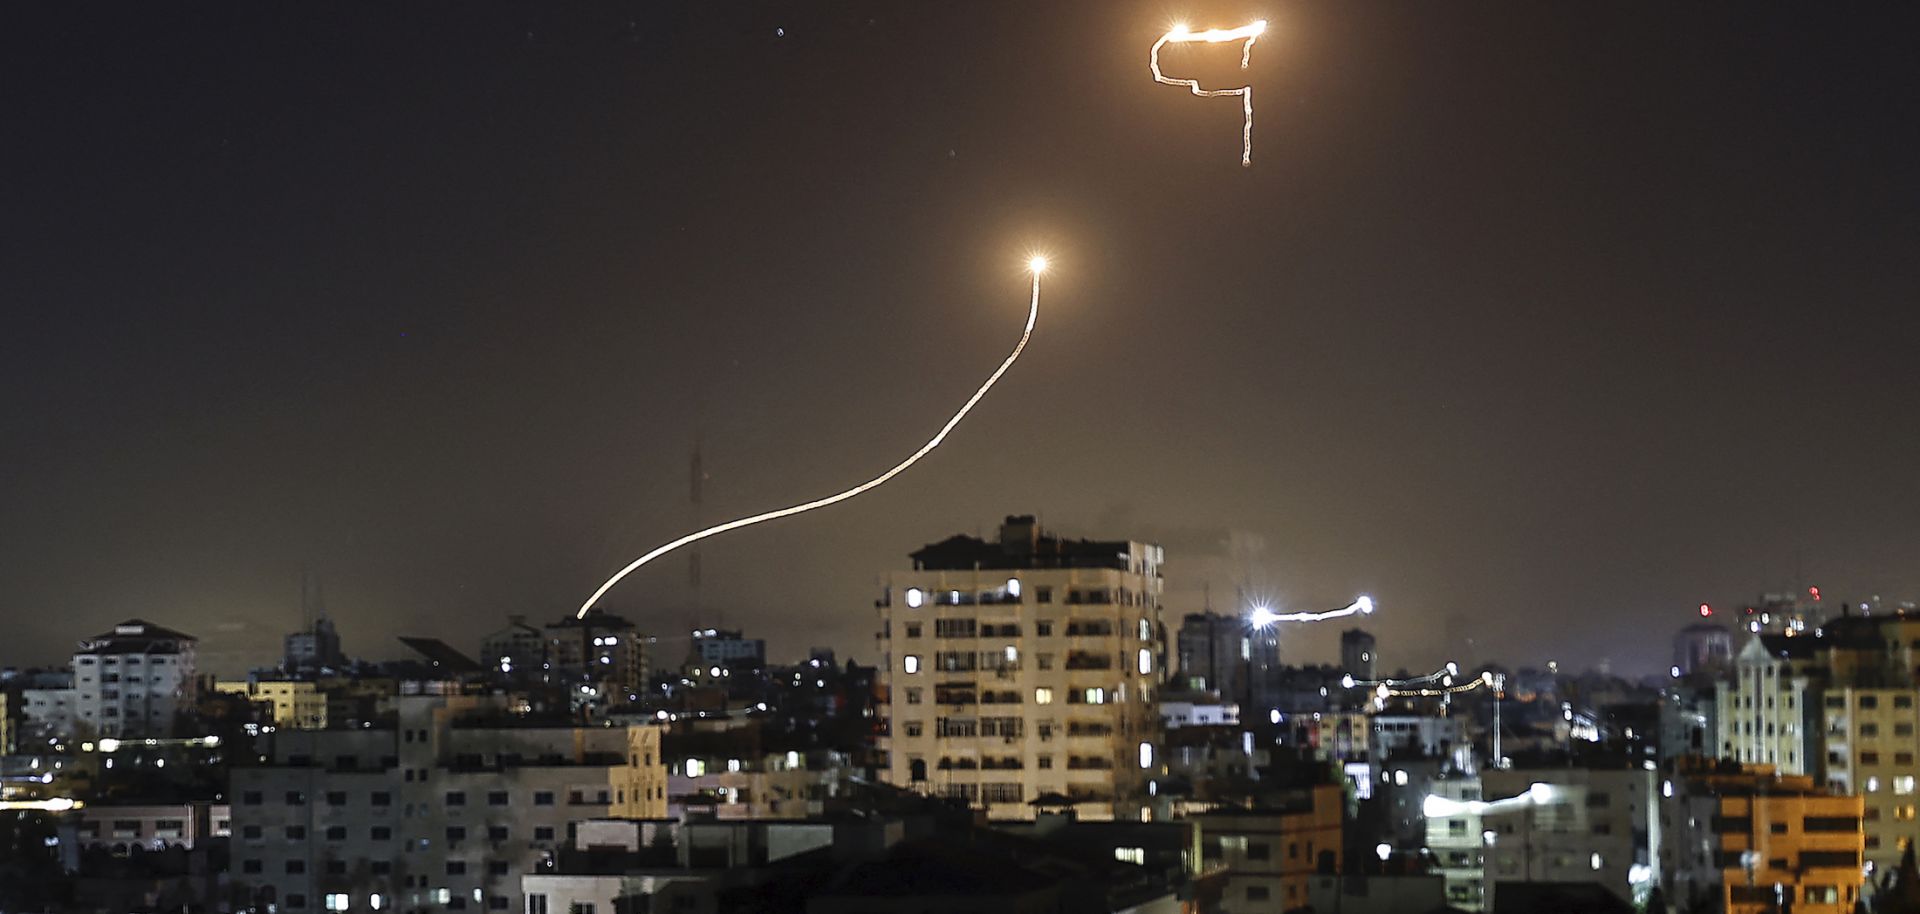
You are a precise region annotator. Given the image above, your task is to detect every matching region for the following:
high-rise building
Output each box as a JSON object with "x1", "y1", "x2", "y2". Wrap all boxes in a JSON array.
[
  {"x1": 71, "y1": 619, "x2": 198, "y2": 739},
  {"x1": 1341, "y1": 628, "x2": 1378, "y2": 682},
  {"x1": 285, "y1": 574, "x2": 346, "y2": 673},
  {"x1": 229, "y1": 692, "x2": 667, "y2": 914},
  {"x1": 478, "y1": 615, "x2": 544, "y2": 678},
  {"x1": 877, "y1": 515, "x2": 1166, "y2": 821},
  {"x1": 1175, "y1": 610, "x2": 1280, "y2": 712}
]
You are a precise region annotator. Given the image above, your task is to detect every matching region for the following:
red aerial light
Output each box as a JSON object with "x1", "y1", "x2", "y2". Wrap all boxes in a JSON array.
[
  {"x1": 1699, "y1": 604, "x2": 1712, "y2": 617},
  {"x1": 1809, "y1": 586, "x2": 1822, "y2": 601}
]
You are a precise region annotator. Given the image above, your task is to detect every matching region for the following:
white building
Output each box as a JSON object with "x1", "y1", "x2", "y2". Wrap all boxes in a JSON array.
[
  {"x1": 1716, "y1": 634, "x2": 1820, "y2": 776},
  {"x1": 878, "y1": 515, "x2": 1166, "y2": 821},
  {"x1": 1480, "y1": 765, "x2": 1660, "y2": 910},
  {"x1": 229, "y1": 692, "x2": 667, "y2": 914},
  {"x1": 74, "y1": 802, "x2": 232, "y2": 853},
  {"x1": 71, "y1": 619, "x2": 198, "y2": 739},
  {"x1": 1424, "y1": 777, "x2": 1488, "y2": 911}
]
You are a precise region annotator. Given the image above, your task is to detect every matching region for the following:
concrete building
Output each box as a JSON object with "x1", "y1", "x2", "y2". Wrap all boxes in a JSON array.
[
  {"x1": 1480, "y1": 763, "x2": 1659, "y2": 911},
  {"x1": 1658, "y1": 760, "x2": 1865, "y2": 914},
  {"x1": 1177, "y1": 611, "x2": 1280, "y2": 713},
  {"x1": 73, "y1": 802, "x2": 232, "y2": 853},
  {"x1": 1189, "y1": 782, "x2": 1345, "y2": 913},
  {"x1": 214, "y1": 679, "x2": 329, "y2": 730},
  {"x1": 477, "y1": 616, "x2": 544, "y2": 679},
  {"x1": 72, "y1": 619, "x2": 198, "y2": 739},
  {"x1": 1341, "y1": 629, "x2": 1378, "y2": 683},
  {"x1": 228, "y1": 692, "x2": 668, "y2": 914},
  {"x1": 1716, "y1": 634, "x2": 1821, "y2": 775},
  {"x1": 878, "y1": 515, "x2": 1166, "y2": 821},
  {"x1": 1672, "y1": 623, "x2": 1733, "y2": 677}
]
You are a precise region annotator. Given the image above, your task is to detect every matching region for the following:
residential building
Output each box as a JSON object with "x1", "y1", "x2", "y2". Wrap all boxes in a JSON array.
[
  {"x1": 477, "y1": 616, "x2": 544, "y2": 679},
  {"x1": 1480, "y1": 762, "x2": 1660, "y2": 910},
  {"x1": 1177, "y1": 611, "x2": 1280, "y2": 713},
  {"x1": 543, "y1": 609, "x2": 649, "y2": 708},
  {"x1": 72, "y1": 619, "x2": 199, "y2": 739},
  {"x1": 1189, "y1": 782, "x2": 1345, "y2": 913},
  {"x1": 228, "y1": 692, "x2": 668, "y2": 914},
  {"x1": 1716, "y1": 634, "x2": 1820, "y2": 776},
  {"x1": 878, "y1": 515, "x2": 1166, "y2": 821},
  {"x1": 1819, "y1": 685, "x2": 1920, "y2": 864},
  {"x1": 1425, "y1": 776, "x2": 1489, "y2": 911},
  {"x1": 1658, "y1": 760, "x2": 1865, "y2": 914},
  {"x1": 214, "y1": 679, "x2": 329, "y2": 730}
]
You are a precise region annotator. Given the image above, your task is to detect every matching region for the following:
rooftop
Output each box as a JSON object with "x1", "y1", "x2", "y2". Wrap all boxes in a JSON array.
[{"x1": 909, "y1": 515, "x2": 1147, "y2": 572}]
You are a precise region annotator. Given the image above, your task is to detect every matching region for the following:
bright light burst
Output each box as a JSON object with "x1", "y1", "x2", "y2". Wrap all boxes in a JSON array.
[
  {"x1": 1150, "y1": 19, "x2": 1268, "y2": 166},
  {"x1": 0, "y1": 797, "x2": 80, "y2": 811},
  {"x1": 577, "y1": 261, "x2": 1050, "y2": 619}
]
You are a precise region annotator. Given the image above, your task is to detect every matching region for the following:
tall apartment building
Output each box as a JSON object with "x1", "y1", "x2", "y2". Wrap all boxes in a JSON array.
[
  {"x1": 1425, "y1": 777, "x2": 1489, "y2": 911},
  {"x1": 1672, "y1": 623, "x2": 1733, "y2": 676},
  {"x1": 1659, "y1": 760, "x2": 1865, "y2": 914},
  {"x1": 877, "y1": 515, "x2": 1166, "y2": 821},
  {"x1": 1716, "y1": 635, "x2": 1821, "y2": 775},
  {"x1": 1340, "y1": 628, "x2": 1377, "y2": 683},
  {"x1": 542, "y1": 610, "x2": 649, "y2": 707},
  {"x1": 71, "y1": 619, "x2": 198, "y2": 739},
  {"x1": 230, "y1": 692, "x2": 667, "y2": 914}
]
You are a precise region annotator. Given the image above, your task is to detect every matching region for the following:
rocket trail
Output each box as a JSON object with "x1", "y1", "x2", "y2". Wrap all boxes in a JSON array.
[
  {"x1": 577, "y1": 260, "x2": 1050, "y2": 619},
  {"x1": 1256, "y1": 595, "x2": 1373, "y2": 626},
  {"x1": 1150, "y1": 20, "x2": 1268, "y2": 166}
]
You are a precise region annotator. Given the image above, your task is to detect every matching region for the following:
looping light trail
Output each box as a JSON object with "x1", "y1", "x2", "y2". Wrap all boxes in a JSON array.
[
  {"x1": 1150, "y1": 19, "x2": 1268, "y2": 166},
  {"x1": 577, "y1": 261, "x2": 1050, "y2": 619}
]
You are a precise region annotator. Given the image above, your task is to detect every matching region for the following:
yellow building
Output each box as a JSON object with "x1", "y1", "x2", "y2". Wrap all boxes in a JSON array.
[
  {"x1": 213, "y1": 679, "x2": 327, "y2": 729},
  {"x1": 1660, "y1": 760, "x2": 1866, "y2": 914}
]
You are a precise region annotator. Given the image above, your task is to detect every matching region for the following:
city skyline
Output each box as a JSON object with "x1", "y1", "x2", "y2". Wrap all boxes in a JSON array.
[{"x1": 5, "y1": 1, "x2": 1918, "y2": 678}]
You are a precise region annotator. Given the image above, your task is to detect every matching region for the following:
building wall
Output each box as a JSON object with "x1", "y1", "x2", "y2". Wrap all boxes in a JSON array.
[
  {"x1": 1658, "y1": 766, "x2": 1864, "y2": 914},
  {"x1": 1192, "y1": 784, "x2": 1345, "y2": 914},
  {"x1": 214, "y1": 680, "x2": 329, "y2": 730},
  {"x1": 71, "y1": 621, "x2": 198, "y2": 739},
  {"x1": 74, "y1": 802, "x2": 231, "y2": 852},
  {"x1": 1818, "y1": 686, "x2": 1919, "y2": 867},
  {"x1": 1424, "y1": 778, "x2": 1487, "y2": 912}
]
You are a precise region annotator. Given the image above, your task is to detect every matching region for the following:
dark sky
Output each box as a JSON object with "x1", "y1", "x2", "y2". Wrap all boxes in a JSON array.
[{"x1": 4, "y1": 2, "x2": 1917, "y2": 678}]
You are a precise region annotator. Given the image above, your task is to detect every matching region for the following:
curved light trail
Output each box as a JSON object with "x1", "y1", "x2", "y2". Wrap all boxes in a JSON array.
[
  {"x1": 1150, "y1": 19, "x2": 1268, "y2": 166},
  {"x1": 577, "y1": 259, "x2": 1050, "y2": 619},
  {"x1": 1423, "y1": 783, "x2": 1559, "y2": 818}
]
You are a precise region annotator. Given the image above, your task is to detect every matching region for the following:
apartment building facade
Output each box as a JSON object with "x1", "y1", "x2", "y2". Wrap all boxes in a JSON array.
[
  {"x1": 1480, "y1": 764, "x2": 1659, "y2": 910},
  {"x1": 1659, "y1": 761, "x2": 1865, "y2": 914},
  {"x1": 229, "y1": 693, "x2": 667, "y2": 914},
  {"x1": 71, "y1": 619, "x2": 198, "y2": 739},
  {"x1": 878, "y1": 515, "x2": 1166, "y2": 821}
]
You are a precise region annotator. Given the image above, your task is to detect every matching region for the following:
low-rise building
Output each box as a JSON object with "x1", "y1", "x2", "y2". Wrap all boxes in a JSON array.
[
  {"x1": 1188, "y1": 782, "x2": 1344, "y2": 913},
  {"x1": 214, "y1": 679, "x2": 328, "y2": 730},
  {"x1": 1480, "y1": 762, "x2": 1658, "y2": 911},
  {"x1": 229, "y1": 692, "x2": 667, "y2": 914}
]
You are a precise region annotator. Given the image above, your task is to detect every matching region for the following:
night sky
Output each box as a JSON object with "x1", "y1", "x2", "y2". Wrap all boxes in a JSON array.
[{"x1": 4, "y1": 2, "x2": 1917, "y2": 677}]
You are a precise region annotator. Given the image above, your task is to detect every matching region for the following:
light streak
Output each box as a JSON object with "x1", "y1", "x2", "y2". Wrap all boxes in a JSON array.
[
  {"x1": 1255, "y1": 595, "x2": 1374, "y2": 626},
  {"x1": 1150, "y1": 19, "x2": 1268, "y2": 166},
  {"x1": 1344, "y1": 661, "x2": 1462, "y2": 691},
  {"x1": 1423, "y1": 783, "x2": 1558, "y2": 818},
  {"x1": 578, "y1": 261, "x2": 1050, "y2": 618},
  {"x1": 0, "y1": 797, "x2": 80, "y2": 812}
]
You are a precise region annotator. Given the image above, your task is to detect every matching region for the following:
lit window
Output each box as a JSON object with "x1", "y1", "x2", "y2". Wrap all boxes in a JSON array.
[
  {"x1": 1590, "y1": 853, "x2": 1602, "y2": 870},
  {"x1": 1138, "y1": 649, "x2": 1153, "y2": 675},
  {"x1": 684, "y1": 759, "x2": 706, "y2": 777},
  {"x1": 905, "y1": 588, "x2": 924, "y2": 608},
  {"x1": 1035, "y1": 688, "x2": 1054, "y2": 705},
  {"x1": 1896, "y1": 776, "x2": 1916, "y2": 795},
  {"x1": 903, "y1": 655, "x2": 920, "y2": 675},
  {"x1": 325, "y1": 894, "x2": 350, "y2": 912},
  {"x1": 1115, "y1": 846, "x2": 1145, "y2": 865},
  {"x1": 1006, "y1": 578, "x2": 1021, "y2": 598},
  {"x1": 1139, "y1": 742, "x2": 1154, "y2": 769},
  {"x1": 1868, "y1": 777, "x2": 1881, "y2": 793},
  {"x1": 1086, "y1": 688, "x2": 1107, "y2": 705}
]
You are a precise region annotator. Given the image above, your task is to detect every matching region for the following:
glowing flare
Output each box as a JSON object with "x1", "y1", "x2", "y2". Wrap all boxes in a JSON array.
[
  {"x1": 0, "y1": 797, "x2": 80, "y2": 811},
  {"x1": 578, "y1": 262, "x2": 1050, "y2": 618},
  {"x1": 1423, "y1": 783, "x2": 1558, "y2": 818},
  {"x1": 1150, "y1": 19, "x2": 1268, "y2": 166},
  {"x1": 1346, "y1": 660, "x2": 1488, "y2": 697}
]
